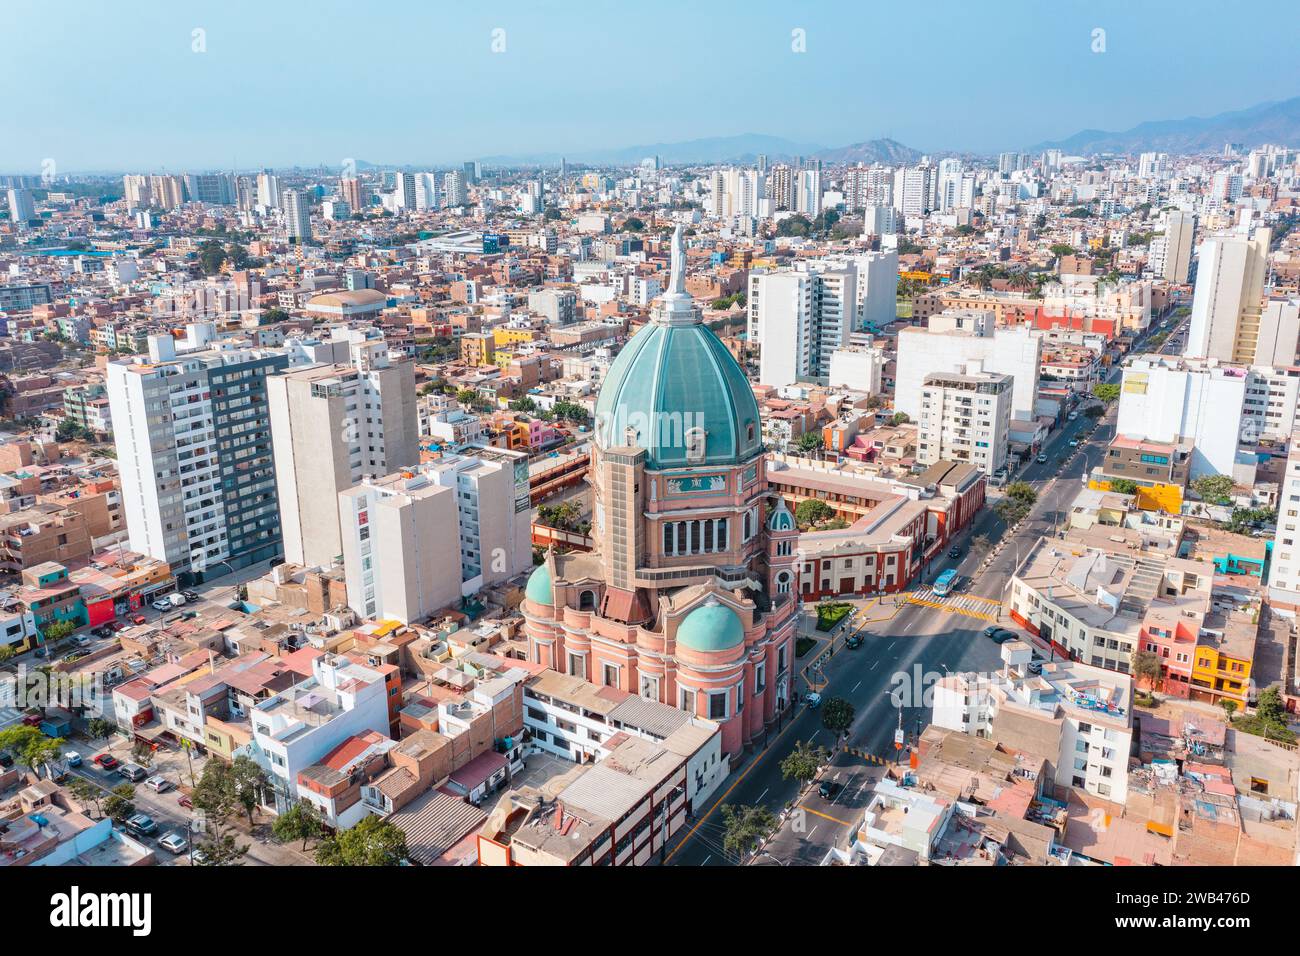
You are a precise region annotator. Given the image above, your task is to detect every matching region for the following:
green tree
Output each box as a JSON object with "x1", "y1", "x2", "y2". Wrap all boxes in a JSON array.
[
  {"x1": 85, "y1": 717, "x2": 116, "y2": 742},
  {"x1": 1132, "y1": 649, "x2": 1163, "y2": 688},
  {"x1": 795, "y1": 431, "x2": 823, "y2": 454},
  {"x1": 995, "y1": 481, "x2": 1038, "y2": 525},
  {"x1": 1190, "y1": 474, "x2": 1234, "y2": 505},
  {"x1": 230, "y1": 754, "x2": 269, "y2": 826},
  {"x1": 1221, "y1": 699, "x2": 1238, "y2": 722},
  {"x1": 192, "y1": 758, "x2": 249, "y2": 861},
  {"x1": 1092, "y1": 383, "x2": 1120, "y2": 404},
  {"x1": 794, "y1": 498, "x2": 836, "y2": 529},
  {"x1": 551, "y1": 400, "x2": 590, "y2": 424},
  {"x1": 621, "y1": 217, "x2": 645, "y2": 232},
  {"x1": 272, "y1": 800, "x2": 324, "y2": 851},
  {"x1": 720, "y1": 804, "x2": 777, "y2": 858},
  {"x1": 779, "y1": 740, "x2": 828, "y2": 786},
  {"x1": 43, "y1": 619, "x2": 76, "y2": 644},
  {"x1": 104, "y1": 783, "x2": 136, "y2": 824},
  {"x1": 315, "y1": 814, "x2": 408, "y2": 866},
  {"x1": 68, "y1": 776, "x2": 103, "y2": 817},
  {"x1": 821, "y1": 697, "x2": 855, "y2": 736},
  {"x1": 0, "y1": 726, "x2": 64, "y2": 776},
  {"x1": 1109, "y1": 478, "x2": 1139, "y2": 495},
  {"x1": 194, "y1": 832, "x2": 248, "y2": 866},
  {"x1": 1049, "y1": 243, "x2": 1075, "y2": 258},
  {"x1": 1257, "y1": 686, "x2": 1287, "y2": 727},
  {"x1": 0, "y1": 644, "x2": 13, "y2": 664}
]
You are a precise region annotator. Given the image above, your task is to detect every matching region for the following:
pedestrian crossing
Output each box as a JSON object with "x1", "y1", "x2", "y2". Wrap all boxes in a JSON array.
[
  {"x1": 905, "y1": 588, "x2": 1000, "y2": 622},
  {"x1": 0, "y1": 707, "x2": 20, "y2": 726}
]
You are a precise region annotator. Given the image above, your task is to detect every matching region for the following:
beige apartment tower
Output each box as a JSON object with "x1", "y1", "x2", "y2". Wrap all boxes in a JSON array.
[{"x1": 269, "y1": 338, "x2": 418, "y2": 569}]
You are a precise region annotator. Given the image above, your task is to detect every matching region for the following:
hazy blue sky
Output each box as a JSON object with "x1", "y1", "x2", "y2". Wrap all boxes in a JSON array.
[{"x1": 3, "y1": 0, "x2": 1298, "y2": 172}]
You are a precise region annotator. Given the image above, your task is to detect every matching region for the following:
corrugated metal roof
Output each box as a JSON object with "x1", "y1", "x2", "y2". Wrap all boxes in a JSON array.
[{"x1": 386, "y1": 790, "x2": 486, "y2": 866}]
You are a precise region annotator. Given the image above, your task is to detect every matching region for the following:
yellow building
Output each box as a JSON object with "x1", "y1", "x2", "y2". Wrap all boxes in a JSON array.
[
  {"x1": 1190, "y1": 641, "x2": 1253, "y2": 705},
  {"x1": 460, "y1": 333, "x2": 496, "y2": 367},
  {"x1": 493, "y1": 327, "x2": 538, "y2": 347}
]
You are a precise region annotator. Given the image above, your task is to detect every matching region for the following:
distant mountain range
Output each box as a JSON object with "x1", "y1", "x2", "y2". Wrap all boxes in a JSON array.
[
  {"x1": 1032, "y1": 96, "x2": 1300, "y2": 156},
  {"x1": 437, "y1": 134, "x2": 921, "y2": 168}
]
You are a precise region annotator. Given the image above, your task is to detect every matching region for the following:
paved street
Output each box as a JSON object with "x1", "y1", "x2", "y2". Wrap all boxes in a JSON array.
[{"x1": 666, "y1": 315, "x2": 1186, "y2": 866}]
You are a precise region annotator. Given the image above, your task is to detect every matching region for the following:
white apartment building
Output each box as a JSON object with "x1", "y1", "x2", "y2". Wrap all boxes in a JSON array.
[
  {"x1": 248, "y1": 653, "x2": 391, "y2": 812},
  {"x1": 107, "y1": 333, "x2": 289, "y2": 581},
  {"x1": 1185, "y1": 227, "x2": 1272, "y2": 364},
  {"x1": 1115, "y1": 355, "x2": 1247, "y2": 478},
  {"x1": 894, "y1": 310, "x2": 1043, "y2": 423},
  {"x1": 1241, "y1": 365, "x2": 1300, "y2": 443},
  {"x1": 932, "y1": 648, "x2": 1134, "y2": 805},
  {"x1": 338, "y1": 447, "x2": 532, "y2": 623},
  {"x1": 1152, "y1": 210, "x2": 1196, "y2": 284},
  {"x1": 283, "y1": 189, "x2": 311, "y2": 243},
  {"x1": 268, "y1": 333, "x2": 418, "y2": 569},
  {"x1": 1254, "y1": 296, "x2": 1300, "y2": 368},
  {"x1": 749, "y1": 271, "x2": 813, "y2": 388},
  {"x1": 1268, "y1": 431, "x2": 1300, "y2": 612},
  {"x1": 916, "y1": 365, "x2": 1013, "y2": 475},
  {"x1": 828, "y1": 344, "x2": 885, "y2": 395}
]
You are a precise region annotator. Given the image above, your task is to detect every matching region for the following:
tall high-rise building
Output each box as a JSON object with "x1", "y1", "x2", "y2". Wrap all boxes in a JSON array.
[
  {"x1": 339, "y1": 176, "x2": 364, "y2": 211},
  {"x1": 1155, "y1": 211, "x2": 1196, "y2": 284},
  {"x1": 283, "y1": 189, "x2": 311, "y2": 243},
  {"x1": 394, "y1": 171, "x2": 417, "y2": 210},
  {"x1": 794, "y1": 168, "x2": 821, "y2": 216},
  {"x1": 443, "y1": 170, "x2": 468, "y2": 207},
  {"x1": 183, "y1": 173, "x2": 236, "y2": 205},
  {"x1": 768, "y1": 164, "x2": 793, "y2": 210},
  {"x1": 1185, "y1": 227, "x2": 1272, "y2": 364},
  {"x1": 122, "y1": 174, "x2": 151, "y2": 209},
  {"x1": 6, "y1": 188, "x2": 35, "y2": 223},
  {"x1": 107, "y1": 332, "x2": 289, "y2": 581},
  {"x1": 256, "y1": 171, "x2": 281, "y2": 209},
  {"x1": 749, "y1": 262, "x2": 855, "y2": 386},
  {"x1": 916, "y1": 366, "x2": 1013, "y2": 475},
  {"x1": 268, "y1": 333, "x2": 418, "y2": 569},
  {"x1": 147, "y1": 175, "x2": 185, "y2": 209}
]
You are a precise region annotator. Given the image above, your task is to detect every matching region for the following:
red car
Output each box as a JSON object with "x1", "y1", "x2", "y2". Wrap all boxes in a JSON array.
[
  {"x1": 131, "y1": 615, "x2": 147, "y2": 625},
  {"x1": 93, "y1": 753, "x2": 119, "y2": 770},
  {"x1": 177, "y1": 794, "x2": 193, "y2": 809},
  {"x1": 21, "y1": 713, "x2": 43, "y2": 727}
]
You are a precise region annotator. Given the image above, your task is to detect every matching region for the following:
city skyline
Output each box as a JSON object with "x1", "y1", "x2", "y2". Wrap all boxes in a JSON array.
[{"x1": 4, "y1": 0, "x2": 1300, "y2": 171}]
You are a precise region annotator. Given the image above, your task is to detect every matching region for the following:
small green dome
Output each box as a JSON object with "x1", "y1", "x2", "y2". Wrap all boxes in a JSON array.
[
  {"x1": 676, "y1": 601, "x2": 744, "y2": 653},
  {"x1": 525, "y1": 564, "x2": 554, "y2": 606},
  {"x1": 768, "y1": 500, "x2": 795, "y2": 532}
]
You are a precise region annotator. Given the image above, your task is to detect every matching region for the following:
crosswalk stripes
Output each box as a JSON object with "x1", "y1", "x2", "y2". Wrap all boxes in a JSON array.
[
  {"x1": 0, "y1": 707, "x2": 20, "y2": 725},
  {"x1": 905, "y1": 588, "x2": 999, "y2": 623}
]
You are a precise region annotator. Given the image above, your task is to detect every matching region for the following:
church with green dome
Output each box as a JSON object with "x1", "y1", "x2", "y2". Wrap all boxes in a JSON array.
[{"x1": 522, "y1": 225, "x2": 800, "y2": 760}]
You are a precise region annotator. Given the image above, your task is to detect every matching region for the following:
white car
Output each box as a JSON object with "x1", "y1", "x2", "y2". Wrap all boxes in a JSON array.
[
  {"x1": 804, "y1": 692, "x2": 822, "y2": 709},
  {"x1": 158, "y1": 831, "x2": 189, "y2": 855},
  {"x1": 151, "y1": 599, "x2": 172, "y2": 611},
  {"x1": 145, "y1": 774, "x2": 173, "y2": 793}
]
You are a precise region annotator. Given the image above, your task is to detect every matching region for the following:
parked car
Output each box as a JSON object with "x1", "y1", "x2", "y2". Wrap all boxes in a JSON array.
[
  {"x1": 145, "y1": 774, "x2": 173, "y2": 793},
  {"x1": 1068, "y1": 438, "x2": 1080, "y2": 447},
  {"x1": 151, "y1": 599, "x2": 172, "y2": 611},
  {"x1": 20, "y1": 713, "x2": 42, "y2": 727},
  {"x1": 190, "y1": 846, "x2": 208, "y2": 866},
  {"x1": 63, "y1": 751, "x2": 82, "y2": 768},
  {"x1": 124, "y1": 813, "x2": 158, "y2": 837},
  {"x1": 844, "y1": 634, "x2": 863, "y2": 650},
  {"x1": 1027, "y1": 660, "x2": 1043, "y2": 675},
  {"x1": 804, "y1": 692, "x2": 822, "y2": 710},
  {"x1": 158, "y1": 831, "x2": 189, "y2": 855},
  {"x1": 818, "y1": 779, "x2": 837, "y2": 800},
  {"x1": 93, "y1": 753, "x2": 119, "y2": 771},
  {"x1": 118, "y1": 762, "x2": 148, "y2": 783},
  {"x1": 947, "y1": 546, "x2": 962, "y2": 559},
  {"x1": 177, "y1": 793, "x2": 193, "y2": 810},
  {"x1": 74, "y1": 634, "x2": 92, "y2": 647},
  {"x1": 182, "y1": 590, "x2": 199, "y2": 602},
  {"x1": 131, "y1": 615, "x2": 146, "y2": 625},
  {"x1": 1036, "y1": 453, "x2": 1048, "y2": 464},
  {"x1": 982, "y1": 626, "x2": 1018, "y2": 644}
]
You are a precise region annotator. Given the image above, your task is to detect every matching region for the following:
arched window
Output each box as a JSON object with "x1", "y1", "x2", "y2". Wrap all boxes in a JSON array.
[{"x1": 578, "y1": 589, "x2": 596, "y2": 611}]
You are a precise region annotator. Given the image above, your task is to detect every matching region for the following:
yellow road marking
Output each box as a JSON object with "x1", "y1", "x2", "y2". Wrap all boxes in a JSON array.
[{"x1": 799, "y1": 805, "x2": 852, "y2": 827}]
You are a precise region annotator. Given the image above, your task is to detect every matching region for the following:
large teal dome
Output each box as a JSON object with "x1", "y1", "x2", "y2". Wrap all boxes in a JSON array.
[
  {"x1": 594, "y1": 321, "x2": 762, "y2": 469},
  {"x1": 525, "y1": 564, "x2": 554, "y2": 606},
  {"x1": 676, "y1": 601, "x2": 745, "y2": 653}
]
